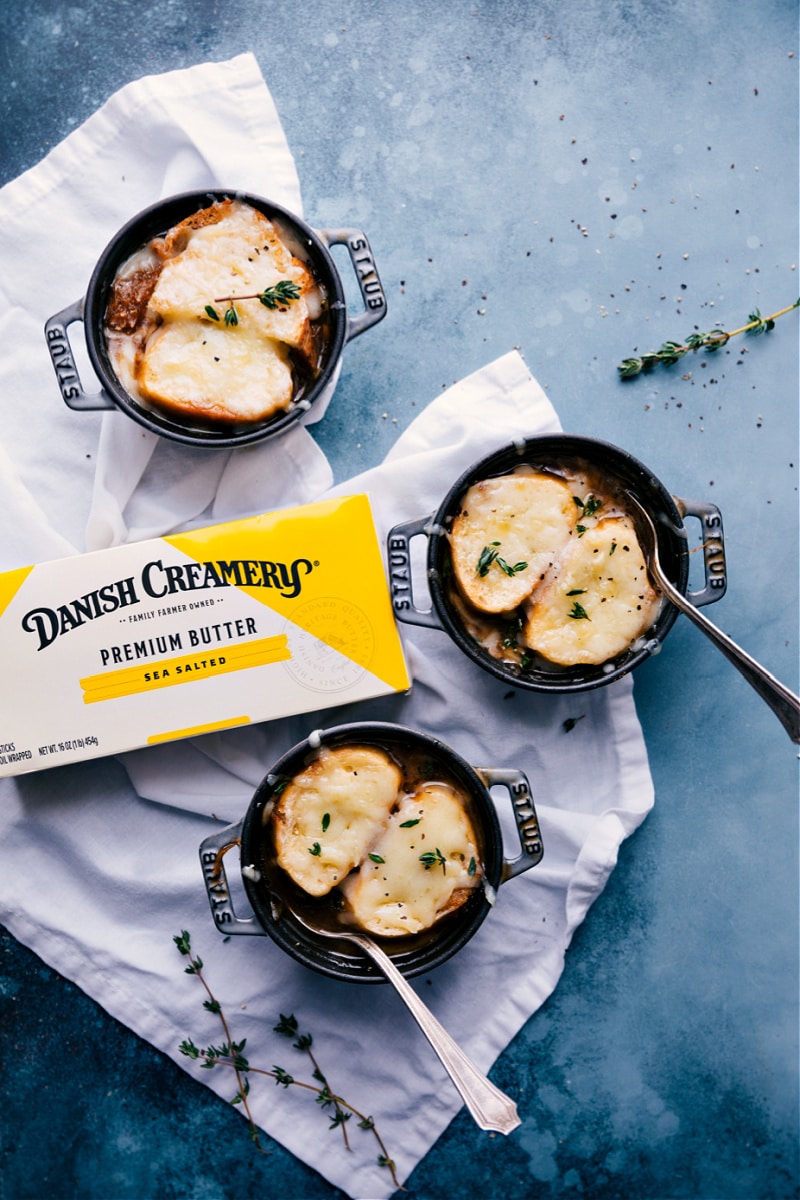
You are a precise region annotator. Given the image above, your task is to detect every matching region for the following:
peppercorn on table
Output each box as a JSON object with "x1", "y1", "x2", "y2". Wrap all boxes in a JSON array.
[{"x1": 0, "y1": 4, "x2": 797, "y2": 1200}]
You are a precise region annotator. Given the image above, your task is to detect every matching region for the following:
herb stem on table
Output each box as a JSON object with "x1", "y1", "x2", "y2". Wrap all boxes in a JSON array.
[
  {"x1": 273, "y1": 1012, "x2": 353, "y2": 1150},
  {"x1": 617, "y1": 298, "x2": 800, "y2": 378},
  {"x1": 174, "y1": 931, "x2": 261, "y2": 1146},
  {"x1": 173, "y1": 931, "x2": 399, "y2": 1187}
]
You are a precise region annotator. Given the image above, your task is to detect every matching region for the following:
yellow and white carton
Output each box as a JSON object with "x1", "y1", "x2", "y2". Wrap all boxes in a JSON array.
[{"x1": 0, "y1": 494, "x2": 410, "y2": 778}]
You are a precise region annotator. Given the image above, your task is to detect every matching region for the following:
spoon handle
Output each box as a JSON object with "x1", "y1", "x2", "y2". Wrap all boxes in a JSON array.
[
  {"x1": 355, "y1": 935, "x2": 521, "y2": 1134},
  {"x1": 659, "y1": 574, "x2": 800, "y2": 743}
]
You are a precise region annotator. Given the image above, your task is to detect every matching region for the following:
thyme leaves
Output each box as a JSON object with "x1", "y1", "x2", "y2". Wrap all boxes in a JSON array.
[
  {"x1": 175, "y1": 932, "x2": 399, "y2": 1185},
  {"x1": 203, "y1": 280, "x2": 302, "y2": 328},
  {"x1": 568, "y1": 600, "x2": 591, "y2": 621},
  {"x1": 477, "y1": 542, "x2": 500, "y2": 576},
  {"x1": 498, "y1": 557, "x2": 529, "y2": 577},
  {"x1": 574, "y1": 494, "x2": 602, "y2": 519},
  {"x1": 476, "y1": 542, "x2": 528, "y2": 578},
  {"x1": 618, "y1": 299, "x2": 800, "y2": 378},
  {"x1": 420, "y1": 847, "x2": 447, "y2": 874},
  {"x1": 255, "y1": 280, "x2": 302, "y2": 309},
  {"x1": 574, "y1": 495, "x2": 602, "y2": 536},
  {"x1": 174, "y1": 930, "x2": 260, "y2": 1143}
]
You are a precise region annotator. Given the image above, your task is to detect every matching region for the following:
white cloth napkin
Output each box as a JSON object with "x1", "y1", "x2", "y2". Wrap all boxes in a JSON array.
[
  {"x1": 0, "y1": 57, "x2": 654, "y2": 1200},
  {"x1": 0, "y1": 52, "x2": 332, "y2": 558}
]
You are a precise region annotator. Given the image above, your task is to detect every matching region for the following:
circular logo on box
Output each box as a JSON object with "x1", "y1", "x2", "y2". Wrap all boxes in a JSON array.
[{"x1": 283, "y1": 597, "x2": 375, "y2": 692}]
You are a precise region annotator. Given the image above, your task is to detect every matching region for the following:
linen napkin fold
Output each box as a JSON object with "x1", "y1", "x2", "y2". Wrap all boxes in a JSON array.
[{"x1": 0, "y1": 57, "x2": 655, "y2": 1200}]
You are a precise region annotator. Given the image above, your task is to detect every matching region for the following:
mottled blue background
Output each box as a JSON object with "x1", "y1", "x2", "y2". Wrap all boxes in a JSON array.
[{"x1": 1, "y1": 2, "x2": 797, "y2": 1198}]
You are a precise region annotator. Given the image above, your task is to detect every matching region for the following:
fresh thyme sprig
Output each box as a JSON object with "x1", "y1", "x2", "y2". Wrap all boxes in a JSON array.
[
  {"x1": 617, "y1": 299, "x2": 800, "y2": 378},
  {"x1": 204, "y1": 280, "x2": 303, "y2": 327},
  {"x1": 174, "y1": 930, "x2": 261, "y2": 1147},
  {"x1": 273, "y1": 1013, "x2": 353, "y2": 1148},
  {"x1": 174, "y1": 931, "x2": 399, "y2": 1186}
]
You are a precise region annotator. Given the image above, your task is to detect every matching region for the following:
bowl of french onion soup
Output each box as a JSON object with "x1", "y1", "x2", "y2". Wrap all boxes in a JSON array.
[
  {"x1": 199, "y1": 722, "x2": 544, "y2": 981},
  {"x1": 45, "y1": 191, "x2": 387, "y2": 447},
  {"x1": 387, "y1": 434, "x2": 728, "y2": 693}
]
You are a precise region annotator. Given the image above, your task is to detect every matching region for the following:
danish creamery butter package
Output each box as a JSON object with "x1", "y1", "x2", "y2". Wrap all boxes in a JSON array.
[{"x1": 0, "y1": 494, "x2": 410, "y2": 777}]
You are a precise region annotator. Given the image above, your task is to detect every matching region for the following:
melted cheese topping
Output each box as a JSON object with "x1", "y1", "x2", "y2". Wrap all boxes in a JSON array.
[
  {"x1": 451, "y1": 474, "x2": 576, "y2": 613},
  {"x1": 340, "y1": 784, "x2": 481, "y2": 937},
  {"x1": 149, "y1": 202, "x2": 314, "y2": 355},
  {"x1": 522, "y1": 515, "x2": 660, "y2": 665},
  {"x1": 272, "y1": 746, "x2": 401, "y2": 897},
  {"x1": 108, "y1": 199, "x2": 319, "y2": 424},
  {"x1": 447, "y1": 467, "x2": 664, "y2": 669},
  {"x1": 139, "y1": 322, "x2": 294, "y2": 421}
]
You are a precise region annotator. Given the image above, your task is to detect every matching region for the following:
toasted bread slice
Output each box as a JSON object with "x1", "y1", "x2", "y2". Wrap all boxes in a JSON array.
[
  {"x1": 149, "y1": 200, "x2": 316, "y2": 367},
  {"x1": 521, "y1": 515, "x2": 660, "y2": 665},
  {"x1": 272, "y1": 746, "x2": 401, "y2": 897},
  {"x1": 160, "y1": 199, "x2": 231, "y2": 255},
  {"x1": 450, "y1": 473, "x2": 576, "y2": 613},
  {"x1": 138, "y1": 320, "x2": 294, "y2": 423},
  {"x1": 340, "y1": 783, "x2": 482, "y2": 937}
]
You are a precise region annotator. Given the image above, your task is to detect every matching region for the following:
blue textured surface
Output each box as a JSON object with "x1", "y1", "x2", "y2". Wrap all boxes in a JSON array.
[{"x1": 1, "y1": 3, "x2": 798, "y2": 1198}]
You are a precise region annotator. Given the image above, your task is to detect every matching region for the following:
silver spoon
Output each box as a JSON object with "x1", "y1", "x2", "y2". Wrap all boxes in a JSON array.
[
  {"x1": 626, "y1": 491, "x2": 800, "y2": 743},
  {"x1": 287, "y1": 904, "x2": 521, "y2": 1134}
]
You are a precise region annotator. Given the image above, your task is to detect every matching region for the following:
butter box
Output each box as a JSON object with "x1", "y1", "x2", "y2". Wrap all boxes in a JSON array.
[{"x1": 0, "y1": 494, "x2": 410, "y2": 777}]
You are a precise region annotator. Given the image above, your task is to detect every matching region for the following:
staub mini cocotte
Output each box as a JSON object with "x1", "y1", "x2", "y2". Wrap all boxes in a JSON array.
[{"x1": 0, "y1": 495, "x2": 409, "y2": 777}]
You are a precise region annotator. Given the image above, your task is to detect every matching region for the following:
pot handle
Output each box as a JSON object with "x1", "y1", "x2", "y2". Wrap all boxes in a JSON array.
[
  {"x1": 44, "y1": 300, "x2": 116, "y2": 412},
  {"x1": 386, "y1": 514, "x2": 443, "y2": 629},
  {"x1": 315, "y1": 227, "x2": 387, "y2": 342},
  {"x1": 673, "y1": 496, "x2": 727, "y2": 608},
  {"x1": 475, "y1": 767, "x2": 544, "y2": 881},
  {"x1": 199, "y1": 819, "x2": 263, "y2": 937}
]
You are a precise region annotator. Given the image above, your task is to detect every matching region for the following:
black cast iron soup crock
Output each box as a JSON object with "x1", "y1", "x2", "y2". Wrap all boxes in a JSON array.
[
  {"x1": 199, "y1": 722, "x2": 543, "y2": 983},
  {"x1": 44, "y1": 190, "x2": 387, "y2": 448},
  {"x1": 387, "y1": 434, "x2": 727, "y2": 693}
]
